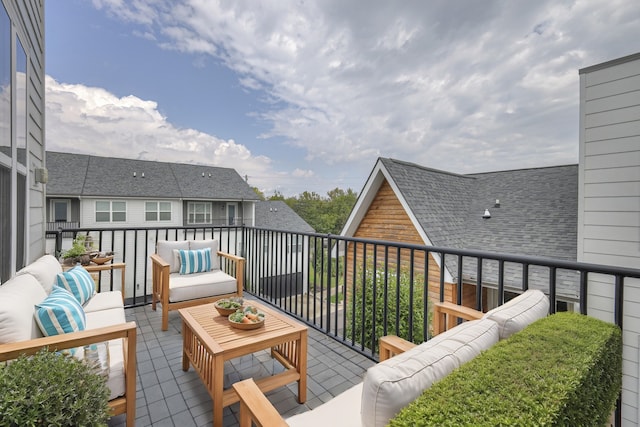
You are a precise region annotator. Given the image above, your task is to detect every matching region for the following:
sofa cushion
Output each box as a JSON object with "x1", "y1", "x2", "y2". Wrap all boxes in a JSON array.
[
  {"x1": 287, "y1": 383, "x2": 363, "y2": 427},
  {"x1": 482, "y1": 289, "x2": 549, "y2": 340},
  {"x1": 85, "y1": 308, "x2": 127, "y2": 400},
  {"x1": 34, "y1": 286, "x2": 86, "y2": 337},
  {"x1": 56, "y1": 266, "x2": 96, "y2": 305},
  {"x1": 83, "y1": 291, "x2": 123, "y2": 313},
  {"x1": 16, "y1": 254, "x2": 62, "y2": 293},
  {"x1": 0, "y1": 274, "x2": 47, "y2": 343},
  {"x1": 177, "y1": 248, "x2": 212, "y2": 275},
  {"x1": 168, "y1": 270, "x2": 237, "y2": 302},
  {"x1": 189, "y1": 239, "x2": 220, "y2": 270},
  {"x1": 157, "y1": 240, "x2": 189, "y2": 273},
  {"x1": 361, "y1": 318, "x2": 499, "y2": 427}
]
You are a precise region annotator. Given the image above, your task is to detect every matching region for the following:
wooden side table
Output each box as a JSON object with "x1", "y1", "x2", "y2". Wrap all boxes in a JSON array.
[{"x1": 83, "y1": 262, "x2": 126, "y2": 300}]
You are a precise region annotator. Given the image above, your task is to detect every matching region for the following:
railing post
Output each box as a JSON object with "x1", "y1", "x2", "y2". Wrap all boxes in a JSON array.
[{"x1": 55, "y1": 228, "x2": 63, "y2": 257}]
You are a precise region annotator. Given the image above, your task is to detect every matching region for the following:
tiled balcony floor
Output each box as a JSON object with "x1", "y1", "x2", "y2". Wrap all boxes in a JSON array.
[{"x1": 108, "y1": 298, "x2": 375, "y2": 426}]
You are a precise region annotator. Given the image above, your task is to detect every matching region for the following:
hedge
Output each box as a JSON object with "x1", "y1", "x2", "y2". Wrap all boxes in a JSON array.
[{"x1": 390, "y1": 312, "x2": 622, "y2": 426}]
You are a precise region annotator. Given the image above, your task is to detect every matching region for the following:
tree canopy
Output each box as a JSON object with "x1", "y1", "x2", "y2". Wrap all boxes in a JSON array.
[{"x1": 268, "y1": 188, "x2": 358, "y2": 234}]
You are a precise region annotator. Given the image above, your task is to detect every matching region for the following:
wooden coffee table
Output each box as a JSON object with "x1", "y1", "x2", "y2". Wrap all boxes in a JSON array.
[{"x1": 179, "y1": 301, "x2": 308, "y2": 426}]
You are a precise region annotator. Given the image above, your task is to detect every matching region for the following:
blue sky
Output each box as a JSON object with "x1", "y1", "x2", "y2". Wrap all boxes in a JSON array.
[{"x1": 45, "y1": 1, "x2": 640, "y2": 197}]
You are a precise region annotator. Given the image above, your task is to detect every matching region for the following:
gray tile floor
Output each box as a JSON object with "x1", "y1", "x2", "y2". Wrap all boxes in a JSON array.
[{"x1": 108, "y1": 299, "x2": 375, "y2": 426}]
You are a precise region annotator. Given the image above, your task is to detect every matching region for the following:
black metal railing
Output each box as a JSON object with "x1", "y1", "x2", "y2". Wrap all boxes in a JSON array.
[{"x1": 47, "y1": 225, "x2": 640, "y2": 425}]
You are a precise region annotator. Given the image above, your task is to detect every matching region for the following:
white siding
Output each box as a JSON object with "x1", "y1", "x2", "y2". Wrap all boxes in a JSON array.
[
  {"x1": 80, "y1": 198, "x2": 184, "y2": 228},
  {"x1": 579, "y1": 52, "x2": 640, "y2": 426}
]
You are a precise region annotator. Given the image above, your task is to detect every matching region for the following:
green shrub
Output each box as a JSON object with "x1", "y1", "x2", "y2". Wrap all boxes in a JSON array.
[
  {"x1": 0, "y1": 349, "x2": 111, "y2": 426},
  {"x1": 390, "y1": 312, "x2": 622, "y2": 426},
  {"x1": 347, "y1": 267, "x2": 429, "y2": 353}
]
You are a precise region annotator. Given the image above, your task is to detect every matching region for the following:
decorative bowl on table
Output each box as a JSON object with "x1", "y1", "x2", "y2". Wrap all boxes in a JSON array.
[
  {"x1": 214, "y1": 298, "x2": 244, "y2": 316},
  {"x1": 228, "y1": 306, "x2": 265, "y2": 330},
  {"x1": 91, "y1": 255, "x2": 114, "y2": 265}
]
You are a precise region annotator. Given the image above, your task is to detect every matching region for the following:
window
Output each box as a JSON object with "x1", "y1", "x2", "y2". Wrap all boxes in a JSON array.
[
  {"x1": 145, "y1": 201, "x2": 171, "y2": 221},
  {"x1": 227, "y1": 203, "x2": 237, "y2": 226},
  {"x1": 0, "y1": 3, "x2": 10, "y2": 161},
  {"x1": 52, "y1": 199, "x2": 70, "y2": 222},
  {"x1": 187, "y1": 202, "x2": 211, "y2": 224},
  {"x1": 96, "y1": 201, "x2": 126, "y2": 222},
  {"x1": 16, "y1": 36, "x2": 25, "y2": 167},
  {"x1": 0, "y1": 164, "x2": 10, "y2": 282}
]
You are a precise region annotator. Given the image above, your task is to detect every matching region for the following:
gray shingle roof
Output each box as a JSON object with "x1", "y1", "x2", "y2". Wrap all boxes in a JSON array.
[
  {"x1": 378, "y1": 158, "x2": 579, "y2": 297},
  {"x1": 46, "y1": 152, "x2": 260, "y2": 201},
  {"x1": 254, "y1": 201, "x2": 315, "y2": 233}
]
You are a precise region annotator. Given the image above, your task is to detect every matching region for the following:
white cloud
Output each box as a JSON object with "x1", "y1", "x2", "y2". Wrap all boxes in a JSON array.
[
  {"x1": 83, "y1": 1, "x2": 640, "y2": 185},
  {"x1": 45, "y1": 76, "x2": 290, "y2": 187}
]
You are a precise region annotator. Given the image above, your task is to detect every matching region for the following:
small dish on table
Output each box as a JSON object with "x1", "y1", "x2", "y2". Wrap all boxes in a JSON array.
[
  {"x1": 91, "y1": 255, "x2": 114, "y2": 265},
  {"x1": 228, "y1": 306, "x2": 265, "y2": 330},
  {"x1": 214, "y1": 298, "x2": 244, "y2": 316}
]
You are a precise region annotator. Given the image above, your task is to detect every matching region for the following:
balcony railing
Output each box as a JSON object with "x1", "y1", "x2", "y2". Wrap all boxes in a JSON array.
[{"x1": 47, "y1": 225, "x2": 640, "y2": 425}]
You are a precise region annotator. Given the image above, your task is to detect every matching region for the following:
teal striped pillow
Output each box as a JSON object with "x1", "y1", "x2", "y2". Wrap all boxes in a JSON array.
[
  {"x1": 178, "y1": 248, "x2": 212, "y2": 275},
  {"x1": 56, "y1": 266, "x2": 95, "y2": 305},
  {"x1": 35, "y1": 286, "x2": 86, "y2": 337}
]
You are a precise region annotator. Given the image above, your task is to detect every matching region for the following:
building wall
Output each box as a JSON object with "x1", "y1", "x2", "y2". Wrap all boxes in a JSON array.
[
  {"x1": 579, "y1": 52, "x2": 640, "y2": 426},
  {"x1": 347, "y1": 179, "x2": 477, "y2": 308},
  {"x1": 0, "y1": 0, "x2": 45, "y2": 279},
  {"x1": 80, "y1": 198, "x2": 184, "y2": 229}
]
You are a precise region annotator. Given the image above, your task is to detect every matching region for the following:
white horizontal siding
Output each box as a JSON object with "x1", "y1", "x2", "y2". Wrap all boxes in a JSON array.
[
  {"x1": 81, "y1": 199, "x2": 184, "y2": 228},
  {"x1": 580, "y1": 53, "x2": 640, "y2": 426},
  {"x1": 586, "y1": 136, "x2": 640, "y2": 156},
  {"x1": 585, "y1": 90, "x2": 640, "y2": 115}
]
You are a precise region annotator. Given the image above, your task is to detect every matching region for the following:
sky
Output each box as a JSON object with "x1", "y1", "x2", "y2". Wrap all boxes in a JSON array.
[{"x1": 45, "y1": 1, "x2": 640, "y2": 197}]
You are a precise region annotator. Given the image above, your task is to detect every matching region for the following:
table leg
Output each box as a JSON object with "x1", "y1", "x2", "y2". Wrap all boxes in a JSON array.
[
  {"x1": 182, "y1": 322, "x2": 189, "y2": 372},
  {"x1": 213, "y1": 354, "x2": 224, "y2": 426},
  {"x1": 297, "y1": 332, "x2": 308, "y2": 403}
]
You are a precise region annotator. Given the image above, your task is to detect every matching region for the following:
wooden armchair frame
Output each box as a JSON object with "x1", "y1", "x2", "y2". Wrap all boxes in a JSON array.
[
  {"x1": 232, "y1": 334, "x2": 417, "y2": 426},
  {"x1": 0, "y1": 322, "x2": 137, "y2": 426},
  {"x1": 150, "y1": 250, "x2": 245, "y2": 331},
  {"x1": 432, "y1": 301, "x2": 484, "y2": 335}
]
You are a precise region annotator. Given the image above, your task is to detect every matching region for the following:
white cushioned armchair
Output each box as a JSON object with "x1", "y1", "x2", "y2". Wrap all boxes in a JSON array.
[{"x1": 150, "y1": 239, "x2": 245, "y2": 330}]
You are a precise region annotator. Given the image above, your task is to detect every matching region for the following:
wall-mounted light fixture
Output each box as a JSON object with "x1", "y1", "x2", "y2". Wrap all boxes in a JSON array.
[
  {"x1": 34, "y1": 167, "x2": 48, "y2": 184},
  {"x1": 482, "y1": 209, "x2": 491, "y2": 219}
]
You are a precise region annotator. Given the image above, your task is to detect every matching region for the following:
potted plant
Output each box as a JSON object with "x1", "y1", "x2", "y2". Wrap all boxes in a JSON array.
[
  {"x1": 0, "y1": 349, "x2": 111, "y2": 426},
  {"x1": 61, "y1": 234, "x2": 92, "y2": 265}
]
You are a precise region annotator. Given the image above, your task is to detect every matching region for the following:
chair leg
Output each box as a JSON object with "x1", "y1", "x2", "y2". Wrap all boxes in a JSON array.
[{"x1": 162, "y1": 304, "x2": 169, "y2": 331}]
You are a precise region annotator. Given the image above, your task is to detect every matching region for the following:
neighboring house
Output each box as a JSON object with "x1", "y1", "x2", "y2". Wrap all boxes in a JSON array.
[
  {"x1": 45, "y1": 151, "x2": 260, "y2": 233},
  {"x1": 251, "y1": 200, "x2": 315, "y2": 297},
  {"x1": 0, "y1": 1, "x2": 46, "y2": 282},
  {"x1": 341, "y1": 158, "x2": 578, "y2": 309},
  {"x1": 578, "y1": 52, "x2": 640, "y2": 426}
]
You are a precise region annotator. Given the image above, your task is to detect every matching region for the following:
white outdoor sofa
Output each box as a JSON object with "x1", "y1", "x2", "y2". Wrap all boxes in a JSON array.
[
  {"x1": 233, "y1": 289, "x2": 550, "y2": 427},
  {"x1": 0, "y1": 254, "x2": 137, "y2": 426},
  {"x1": 150, "y1": 239, "x2": 245, "y2": 330}
]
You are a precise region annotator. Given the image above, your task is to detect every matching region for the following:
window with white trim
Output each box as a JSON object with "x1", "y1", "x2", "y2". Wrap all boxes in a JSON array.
[
  {"x1": 187, "y1": 202, "x2": 211, "y2": 224},
  {"x1": 145, "y1": 201, "x2": 171, "y2": 221},
  {"x1": 96, "y1": 201, "x2": 126, "y2": 222},
  {"x1": 51, "y1": 199, "x2": 70, "y2": 222}
]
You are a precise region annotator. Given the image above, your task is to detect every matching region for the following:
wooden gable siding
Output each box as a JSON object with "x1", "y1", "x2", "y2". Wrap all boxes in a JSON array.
[{"x1": 346, "y1": 180, "x2": 478, "y2": 308}]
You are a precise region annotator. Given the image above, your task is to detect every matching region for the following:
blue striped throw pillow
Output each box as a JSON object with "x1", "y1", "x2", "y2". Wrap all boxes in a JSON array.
[
  {"x1": 55, "y1": 266, "x2": 95, "y2": 305},
  {"x1": 178, "y1": 248, "x2": 212, "y2": 275},
  {"x1": 35, "y1": 286, "x2": 86, "y2": 337}
]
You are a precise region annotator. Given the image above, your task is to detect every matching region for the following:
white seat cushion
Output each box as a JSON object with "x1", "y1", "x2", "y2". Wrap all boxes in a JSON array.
[
  {"x1": 85, "y1": 307, "x2": 127, "y2": 400},
  {"x1": 0, "y1": 274, "x2": 47, "y2": 343},
  {"x1": 361, "y1": 318, "x2": 500, "y2": 427},
  {"x1": 482, "y1": 289, "x2": 549, "y2": 340},
  {"x1": 83, "y1": 291, "x2": 123, "y2": 313},
  {"x1": 168, "y1": 270, "x2": 237, "y2": 302},
  {"x1": 16, "y1": 254, "x2": 62, "y2": 294},
  {"x1": 287, "y1": 383, "x2": 363, "y2": 427}
]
